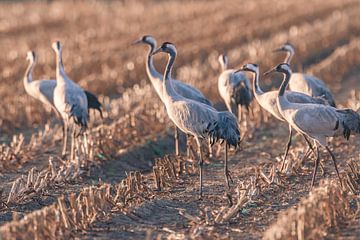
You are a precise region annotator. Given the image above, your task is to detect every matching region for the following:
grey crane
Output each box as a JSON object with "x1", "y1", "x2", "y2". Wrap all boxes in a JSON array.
[
  {"x1": 274, "y1": 43, "x2": 336, "y2": 107},
  {"x1": 133, "y1": 35, "x2": 213, "y2": 157},
  {"x1": 152, "y1": 42, "x2": 241, "y2": 197},
  {"x1": 24, "y1": 51, "x2": 103, "y2": 146},
  {"x1": 265, "y1": 63, "x2": 360, "y2": 187},
  {"x1": 236, "y1": 64, "x2": 329, "y2": 170},
  {"x1": 218, "y1": 53, "x2": 253, "y2": 125},
  {"x1": 52, "y1": 41, "x2": 89, "y2": 160}
]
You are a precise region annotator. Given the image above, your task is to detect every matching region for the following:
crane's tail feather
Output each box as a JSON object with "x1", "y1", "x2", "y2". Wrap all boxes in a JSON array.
[
  {"x1": 69, "y1": 105, "x2": 88, "y2": 130},
  {"x1": 337, "y1": 109, "x2": 360, "y2": 140},
  {"x1": 205, "y1": 112, "x2": 241, "y2": 147},
  {"x1": 231, "y1": 82, "x2": 253, "y2": 111},
  {"x1": 85, "y1": 90, "x2": 103, "y2": 119}
]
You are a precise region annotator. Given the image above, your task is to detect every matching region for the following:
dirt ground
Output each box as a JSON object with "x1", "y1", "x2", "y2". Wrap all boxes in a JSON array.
[{"x1": 0, "y1": 0, "x2": 359, "y2": 239}]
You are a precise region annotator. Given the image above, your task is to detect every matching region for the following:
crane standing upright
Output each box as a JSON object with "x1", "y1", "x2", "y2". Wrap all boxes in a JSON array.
[
  {"x1": 23, "y1": 50, "x2": 102, "y2": 148},
  {"x1": 52, "y1": 41, "x2": 89, "y2": 160},
  {"x1": 218, "y1": 53, "x2": 253, "y2": 126},
  {"x1": 274, "y1": 43, "x2": 336, "y2": 107},
  {"x1": 152, "y1": 42, "x2": 241, "y2": 197},
  {"x1": 265, "y1": 63, "x2": 360, "y2": 187},
  {"x1": 133, "y1": 35, "x2": 213, "y2": 157}
]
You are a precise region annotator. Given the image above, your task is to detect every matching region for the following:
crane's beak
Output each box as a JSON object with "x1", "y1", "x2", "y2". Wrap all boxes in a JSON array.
[
  {"x1": 234, "y1": 68, "x2": 244, "y2": 74},
  {"x1": 263, "y1": 67, "x2": 276, "y2": 76},
  {"x1": 151, "y1": 47, "x2": 162, "y2": 56},
  {"x1": 132, "y1": 39, "x2": 143, "y2": 45},
  {"x1": 272, "y1": 47, "x2": 284, "y2": 53}
]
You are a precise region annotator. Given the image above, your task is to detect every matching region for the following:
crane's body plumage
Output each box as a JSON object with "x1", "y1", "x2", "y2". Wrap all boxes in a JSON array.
[{"x1": 218, "y1": 54, "x2": 253, "y2": 120}]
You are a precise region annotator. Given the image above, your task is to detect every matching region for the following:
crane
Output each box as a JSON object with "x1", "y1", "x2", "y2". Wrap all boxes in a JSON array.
[
  {"x1": 152, "y1": 42, "x2": 241, "y2": 197},
  {"x1": 52, "y1": 41, "x2": 89, "y2": 160},
  {"x1": 265, "y1": 63, "x2": 360, "y2": 187},
  {"x1": 237, "y1": 63, "x2": 329, "y2": 171},
  {"x1": 133, "y1": 35, "x2": 213, "y2": 157},
  {"x1": 218, "y1": 53, "x2": 253, "y2": 125},
  {"x1": 274, "y1": 43, "x2": 336, "y2": 107},
  {"x1": 24, "y1": 51, "x2": 102, "y2": 148}
]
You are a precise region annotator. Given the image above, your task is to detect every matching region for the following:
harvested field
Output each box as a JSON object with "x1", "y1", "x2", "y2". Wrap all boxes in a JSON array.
[{"x1": 0, "y1": 0, "x2": 359, "y2": 239}]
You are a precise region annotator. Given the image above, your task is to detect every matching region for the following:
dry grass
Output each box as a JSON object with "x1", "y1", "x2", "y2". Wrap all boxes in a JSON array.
[
  {"x1": 0, "y1": 0, "x2": 359, "y2": 239},
  {"x1": 263, "y1": 178, "x2": 357, "y2": 240}
]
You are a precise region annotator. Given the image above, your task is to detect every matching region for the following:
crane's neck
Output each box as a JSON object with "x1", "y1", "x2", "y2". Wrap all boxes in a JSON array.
[
  {"x1": 220, "y1": 60, "x2": 227, "y2": 72},
  {"x1": 278, "y1": 71, "x2": 291, "y2": 98},
  {"x1": 146, "y1": 43, "x2": 161, "y2": 79},
  {"x1": 163, "y1": 52, "x2": 178, "y2": 102},
  {"x1": 55, "y1": 50, "x2": 67, "y2": 83},
  {"x1": 252, "y1": 69, "x2": 264, "y2": 96},
  {"x1": 24, "y1": 60, "x2": 35, "y2": 87},
  {"x1": 284, "y1": 51, "x2": 293, "y2": 65}
]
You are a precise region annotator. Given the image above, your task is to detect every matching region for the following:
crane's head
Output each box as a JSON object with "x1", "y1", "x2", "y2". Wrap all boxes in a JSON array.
[
  {"x1": 236, "y1": 63, "x2": 259, "y2": 74},
  {"x1": 264, "y1": 63, "x2": 292, "y2": 76},
  {"x1": 151, "y1": 42, "x2": 177, "y2": 56},
  {"x1": 218, "y1": 53, "x2": 228, "y2": 70},
  {"x1": 273, "y1": 42, "x2": 295, "y2": 54},
  {"x1": 26, "y1": 51, "x2": 36, "y2": 62},
  {"x1": 132, "y1": 35, "x2": 157, "y2": 47},
  {"x1": 52, "y1": 41, "x2": 62, "y2": 53}
]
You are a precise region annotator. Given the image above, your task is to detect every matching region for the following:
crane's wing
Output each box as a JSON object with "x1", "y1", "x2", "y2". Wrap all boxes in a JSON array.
[{"x1": 293, "y1": 106, "x2": 338, "y2": 137}]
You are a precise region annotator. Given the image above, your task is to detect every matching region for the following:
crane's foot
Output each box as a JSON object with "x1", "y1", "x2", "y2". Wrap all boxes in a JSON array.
[
  {"x1": 61, "y1": 153, "x2": 67, "y2": 160},
  {"x1": 225, "y1": 170, "x2": 234, "y2": 188},
  {"x1": 226, "y1": 192, "x2": 233, "y2": 207},
  {"x1": 198, "y1": 192, "x2": 203, "y2": 201}
]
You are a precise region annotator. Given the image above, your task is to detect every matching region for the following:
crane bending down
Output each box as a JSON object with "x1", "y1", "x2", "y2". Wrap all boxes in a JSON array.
[
  {"x1": 133, "y1": 35, "x2": 213, "y2": 157},
  {"x1": 265, "y1": 63, "x2": 360, "y2": 187},
  {"x1": 52, "y1": 41, "x2": 89, "y2": 160},
  {"x1": 152, "y1": 42, "x2": 241, "y2": 197},
  {"x1": 236, "y1": 64, "x2": 329, "y2": 170},
  {"x1": 24, "y1": 51, "x2": 102, "y2": 147},
  {"x1": 274, "y1": 43, "x2": 336, "y2": 107},
  {"x1": 218, "y1": 54, "x2": 253, "y2": 125}
]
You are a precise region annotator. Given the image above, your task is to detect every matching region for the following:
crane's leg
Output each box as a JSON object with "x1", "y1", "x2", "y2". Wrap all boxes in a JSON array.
[
  {"x1": 325, "y1": 146, "x2": 342, "y2": 187},
  {"x1": 61, "y1": 123, "x2": 68, "y2": 159},
  {"x1": 186, "y1": 134, "x2": 191, "y2": 160},
  {"x1": 224, "y1": 143, "x2": 233, "y2": 189},
  {"x1": 195, "y1": 137, "x2": 203, "y2": 199},
  {"x1": 174, "y1": 126, "x2": 180, "y2": 156},
  {"x1": 70, "y1": 126, "x2": 76, "y2": 161},
  {"x1": 280, "y1": 125, "x2": 293, "y2": 171},
  {"x1": 208, "y1": 138, "x2": 213, "y2": 158},
  {"x1": 237, "y1": 105, "x2": 242, "y2": 123},
  {"x1": 311, "y1": 145, "x2": 320, "y2": 188}
]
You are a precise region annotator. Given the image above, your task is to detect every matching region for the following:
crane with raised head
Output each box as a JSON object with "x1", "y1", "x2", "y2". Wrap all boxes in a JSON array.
[
  {"x1": 52, "y1": 41, "x2": 89, "y2": 160},
  {"x1": 152, "y1": 42, "x2": 241, "y2": 198},
  {"x1": 23, "y1": 50, "x2": 102, "y2": 149},
  {"x1": 237, "y1": 63, "x2": 329, "y2": 171},
  {"x1": 265, "y1": 63, "x2": 360, "y2": 187},
  {"x1": 274, "y1": 43, "x2": 336, "y2": 107},
  {"x1": 218, "y1": 53, "x2": 253, "y2": 125},
  {"x1": 133, "y1": 35, "x2": 213, "y2": 157}
]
